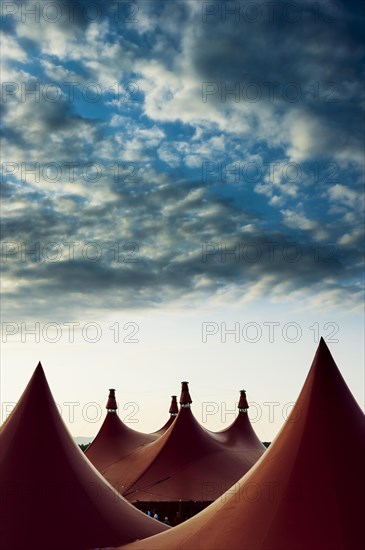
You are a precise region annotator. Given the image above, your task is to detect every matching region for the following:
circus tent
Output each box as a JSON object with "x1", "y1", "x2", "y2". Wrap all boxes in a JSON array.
[
  {"x1": 0, "y1": 364, "x2": 168, "y2": 550},
  {"x1": 153, "y1": 395, "x2": 179, "y2": 435},
  {"x1": 85, "y1": 388, "x2": 157, "y2": 472},
  {"x1": 102, "y1": 381, "x2": 265, "y2": 511},
  {"x1": 213, "y1": 389, "x2": 266, "y2": 452},
  {"x1": 114, "y1": 338, "x2": 365, "y2": 550}
]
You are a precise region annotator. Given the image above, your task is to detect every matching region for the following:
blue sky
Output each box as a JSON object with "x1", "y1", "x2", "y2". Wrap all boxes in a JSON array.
[{"x1": 1, "y1": 0, "x2": 364, "y2": 441}]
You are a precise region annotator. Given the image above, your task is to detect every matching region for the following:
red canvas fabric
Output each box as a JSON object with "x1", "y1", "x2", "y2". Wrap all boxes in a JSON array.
[
  {"x1": 152, "y1": 414, "x2": 176, "y2": 436},
  {"x1": 86, "y1": 392, "x2": 157, "y2": 472},
  {"x1": 115, "y1": 339, "x2": 365, "y2": 550},
  {"x1": 0, "y1": 364, "x2": 168, "y2": 550},
  {"x1": 102, "y1": 384, "x2": 265, "y2": 503},
  {"x1": 152, "y1": 396, "x2": 178, "y2": 436},
  {"x1": 213, "y1": 391, "x2": 266, "y2": 451}
]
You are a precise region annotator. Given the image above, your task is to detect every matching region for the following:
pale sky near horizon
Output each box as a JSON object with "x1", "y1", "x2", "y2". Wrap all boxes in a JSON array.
[
  {"x1": 1, "y1": 0, "x2": 364, "y2": 442},
  {"x1": 2, "y1": 302, "x2": 364, "y2": 442}
]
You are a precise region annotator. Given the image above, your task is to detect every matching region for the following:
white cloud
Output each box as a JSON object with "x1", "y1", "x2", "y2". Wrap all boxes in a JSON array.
[
  {"x1": 1, "y1": 32, "x2": 27, "y2": 62},
  {"x1": 285, "y1": 111, "x2": 323, "y2": 162},
  {"x1": 158, "y1": 143, "x2": 181, "y2": 167},
  {"x1": 328, "y1": 184, "x2": 359, "y2": 208},
  {"x1": 40, "y1": 60, "x2": 80, "y2": 82},
  {"x1": 281, "y1": 209, "x2": 317, "y2": 231},
  {"x1": 338, "y1": 227, "x2": 363, "y2": 246}
]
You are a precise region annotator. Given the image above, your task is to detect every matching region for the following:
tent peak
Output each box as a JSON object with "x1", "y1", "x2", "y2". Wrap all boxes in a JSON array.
[
  {"x1": 106, "y1": 388, "x2": 118, "y2": 412},
  {"x1": 312, "y1": 337, "x2": 337, "y2": 371},
  {"x1": 238, "y1": 389, "x2": 249, "y2": 412},
  {"x1": 114, "y1": 341, "x2": 365, "y2": 550},
  {"x1": 31, "y1": 362, "x2": 47, "y2": 384},
  {"x1": 169, "y1": 395, "x2": 178, "y2": 416},
  {"x1": 317, "y1": 336, "x2": 331, "y2": 354},
  {"x1": 180, "y1": 381, "x2": 192, "y2": 407},
  {"x1": 0, "y1": 366, "x2": 168, "y2": 548}
]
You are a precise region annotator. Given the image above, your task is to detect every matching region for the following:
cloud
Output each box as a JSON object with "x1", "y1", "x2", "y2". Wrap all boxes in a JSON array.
[
  {"x1": 0, "y1": 30, "x2": 27, "y2": 61},
  {"x1": 328, "y1": 184, "x2": 360, "y2": 209},
  {"x1": 2, "y1": 168, "x2": 362, "y2": 321},
  {"x1": 1, "y1": 0, "x2": 363, "y2": 321}
]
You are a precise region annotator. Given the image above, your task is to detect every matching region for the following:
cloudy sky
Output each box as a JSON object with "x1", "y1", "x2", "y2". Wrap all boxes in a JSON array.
[{"x1": 1, "y1": 0, "x2": 364, "y2": 441}]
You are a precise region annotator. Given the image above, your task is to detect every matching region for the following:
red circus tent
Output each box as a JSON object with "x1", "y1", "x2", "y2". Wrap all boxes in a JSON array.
[
  {"x1": 0, "y1": 363, "x2": 168, "y2": 550},
  {"x1": 213, "y1": 389, "x2": 266, "y2": 452},
  {"x1": 114, "y1": 338, "x2": 365, "y2": 550},
  {"x1": 86, "y1": 388, "x2": 157, "y2": 472},
  {"x1": 152, "y1": 395, "x2": 179, "y2": 435},
  {"x1": 102, "y1": 382, "x2": 265, "y2": 506}
]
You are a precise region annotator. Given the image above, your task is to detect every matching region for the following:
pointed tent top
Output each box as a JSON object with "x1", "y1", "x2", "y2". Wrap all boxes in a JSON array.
[
  {"x1": 315, "y1": 336, "x2": 333, "y2": 363},
  {"x1": 238, "y1": 389, "x2": 249, "y2": 411},
  {"x1": 106, "y1": 388, "x2": 118, "y2": 412},
  {"x1": 116, "y1": 339, "x2": 365, "y2": 550},
  {"x1": 86, "y1": 392, "x2": 157, "y2": 471},
  {"x1": 151, "y1": 397, "x2": 179, "y2": 435},
  {"x1": 169, "y1": 395, "x2": 178, "y2": 416},
  {"x1": 0, "y1": 363, "x2": 168, "y2": 549},
  {"x1": 179, "y1": 381, "x2": 192, "y2": 407},
  {"x1": 33, "y1": 361, "x2": 46, "y2": 379},
  {"x1": 214, "y1": 390, "x2": 264, "y2": 452},
  {"x1": 104, "y1": 394, "x2": 264, "y2": 505}
]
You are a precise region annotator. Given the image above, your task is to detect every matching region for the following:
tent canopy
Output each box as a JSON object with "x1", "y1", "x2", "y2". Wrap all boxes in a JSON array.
[
  {"x1": 212, "y1": 389, "x2": 266, "y2": 450},
  {"x1": 153, "y1": 395, "x2": 179, "y2": 435},
  {"x1": 86, "y1": 388, "x2": 157, "y2": 472},
  {"x1": 115, "y1": 339, "x2": 365, "y2": 550},
  {"x1": 103, "y1": 382, "x2": 265, "y2": 503},
  {"x1": 0, "y1": 363, "x2": 168, "y2": 550}
]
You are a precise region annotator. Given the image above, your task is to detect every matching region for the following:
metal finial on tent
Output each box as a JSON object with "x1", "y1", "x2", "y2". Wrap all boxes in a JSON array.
[
  {"x1": 169, "y1": 395, "x2": 179, "y2": 416},
  {"x1": 106, "y1": 388, "x2": 117, "y2": 412},
  {"x1": 180, "y1": 382, "x2": 192, "y2": 407},
  {"x1": 238, "y1": 389, "x2": 249, "y2": 412}
]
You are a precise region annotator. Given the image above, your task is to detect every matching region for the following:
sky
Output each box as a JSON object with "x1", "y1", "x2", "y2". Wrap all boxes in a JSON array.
[{"x1": 1, "y1": 0, "x2": 364, "y2": 442}]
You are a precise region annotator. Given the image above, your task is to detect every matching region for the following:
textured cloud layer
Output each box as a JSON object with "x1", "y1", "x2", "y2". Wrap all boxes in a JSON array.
[{"x1": 1, "y1": 0, "x2": 364, "y2": 319}]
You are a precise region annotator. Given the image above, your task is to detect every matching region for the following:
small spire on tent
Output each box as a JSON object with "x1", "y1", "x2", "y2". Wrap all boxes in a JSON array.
[
  {"x1": 238, "y1": 389, "x2": 249, "y2": 412},
  {"x1": 180, "y1": 381, "x2": 192, "y2": 407},
  {"x1": 106, "y1": 389, "x2": 118, "y2": 412},
  {"x1": 169, "y1": 396, "x2": 178, "y2": 416}
]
